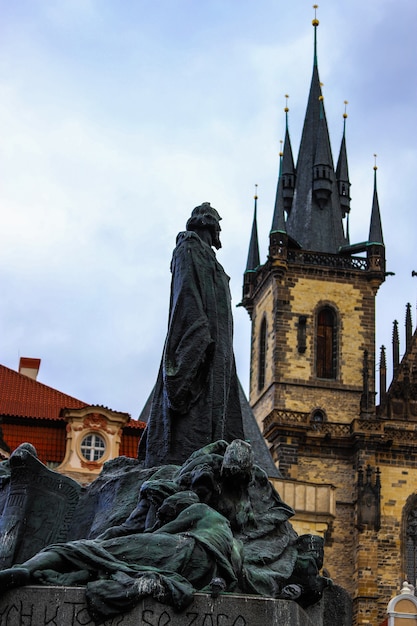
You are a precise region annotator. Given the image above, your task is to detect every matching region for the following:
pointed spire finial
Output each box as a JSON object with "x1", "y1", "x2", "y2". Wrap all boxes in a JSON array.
[
  {"x1": 312, "y1": 5, "x2": 319, "y2": 66},
  {"x1": 393, "y1": 320, "x2": 400, "y2": 375},
  {"x1": 368, "y1": 154, "x2": 384, "y2": 245},
  {"x1": 245, "y1": 187, "x2": 260, "y2": 272},
  {"x1": 284, "y1": 94, "x2": 289, "y2": 113},
  {"x1": 373, "y1": 153, "x2": 378, "y2": 171},
  {"x1": 312, "y1": 4, "x2": 319, "y2": 27},
  {"x1": 279, "y1": 139, "x2": 283, "y2": 157},
  {"x1": 284, "y1": 95, "x2": 290, "y2": 131},
  {"x1": 342, "y1": 101, "x2": 349, "y2": 136},
  {"x1": 406, "y1": 303, "x2": 412, "y2": 352},
  {"x1": 379, "y1": 345, "x2": 387, "y2": 408},
  {"x1": 380, "y1": 345, "x2": 386, "y2": 369}
]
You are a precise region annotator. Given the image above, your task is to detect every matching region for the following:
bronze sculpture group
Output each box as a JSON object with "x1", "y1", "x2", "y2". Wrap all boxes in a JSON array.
[{"x1": 0, "y1": 205, "x2": 331, "y2": 623}]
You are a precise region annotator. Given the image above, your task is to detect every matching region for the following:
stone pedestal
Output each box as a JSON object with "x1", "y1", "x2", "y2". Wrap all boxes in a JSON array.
[{"x1": 0, "y1": 586, "x2": 315, "y2": 626}]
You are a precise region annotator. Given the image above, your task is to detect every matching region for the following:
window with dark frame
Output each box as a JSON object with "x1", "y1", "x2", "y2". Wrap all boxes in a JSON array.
[
  {"x1": 258, "y1": 317, "x2": 267, "y2": 391},
  {"x1": 316, "y1": 306, "x2": 337, "y2": 379},
  {"x1": 406, "y1": 507, "x2": 417, "y2": 586}
]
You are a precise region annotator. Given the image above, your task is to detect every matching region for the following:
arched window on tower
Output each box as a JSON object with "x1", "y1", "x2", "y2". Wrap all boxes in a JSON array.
[
  {"x1": 316, "y1": 306, "x2": 337, "y2": 379},
  {"x1": 258, "y1": 317, "x2": 267, "y2": 391},
  {"x1": 405, "y1": 505, "x2": 417, "y2": 586}
]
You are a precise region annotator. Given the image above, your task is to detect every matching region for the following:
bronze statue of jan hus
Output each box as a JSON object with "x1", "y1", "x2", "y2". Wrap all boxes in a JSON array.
[
  {"x1": 0, "y1": 206, "x2": 332, "y2": 623},
  {"x1": 139, "y1": 203, "x2": 244, "y2": 468}
]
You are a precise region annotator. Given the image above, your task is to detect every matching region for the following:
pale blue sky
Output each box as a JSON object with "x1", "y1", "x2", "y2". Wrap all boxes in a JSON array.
[{"x1": 1, "y1": 0, "x2": 416, "y2": 416}]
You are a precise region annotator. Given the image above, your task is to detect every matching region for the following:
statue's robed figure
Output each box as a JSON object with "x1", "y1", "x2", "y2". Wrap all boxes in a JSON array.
[{"x1": 139, "y1": 203, "x2": 244, "y2": 468}]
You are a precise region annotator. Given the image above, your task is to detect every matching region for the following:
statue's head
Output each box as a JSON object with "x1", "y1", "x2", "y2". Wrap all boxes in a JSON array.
[{"x1": 186, "y1": 202, "x2": 222, "y2": 249}]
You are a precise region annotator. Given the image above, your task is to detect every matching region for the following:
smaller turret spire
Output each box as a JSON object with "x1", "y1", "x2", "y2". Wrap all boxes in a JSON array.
[
  {"x1": 281, "y1": 96, "x2": 296, "y2": 216},
  {"x1": 406, "y1": 303, "x2": 413, "y2": 353},
  {"x1": 393, "y1": 320, "x2": 400, "y2": 376},
  {"x1": 379, "y1": 345, "x2": 387, "y2": 408},
  {"x1": 245, "y1": 186, "x2": 261, "y2": 272},
  {"x1": 271, "y1": 97, "x2": 294, "y2": 233},
  {"x1": 368, "y1": 157, "x2": 384, "y2": 245},
  {"x1": 312, "y1": 95, "x2": 334, "y2": 209},
  {"x1": 336, "y1": 101, "x2": 351, "y2": 221}
]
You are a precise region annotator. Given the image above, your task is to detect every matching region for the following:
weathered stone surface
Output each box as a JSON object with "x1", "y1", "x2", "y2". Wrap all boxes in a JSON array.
[{"x1": 0, "y1": 587, "x2": 316, "y2": 626}]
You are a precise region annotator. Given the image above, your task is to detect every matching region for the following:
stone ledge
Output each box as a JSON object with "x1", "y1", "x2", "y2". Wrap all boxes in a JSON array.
[{"x1": 0, "y1": 586, "x2": 315, "y2": 626}]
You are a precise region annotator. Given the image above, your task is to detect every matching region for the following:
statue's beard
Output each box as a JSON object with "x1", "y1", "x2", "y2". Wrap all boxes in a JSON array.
[{"x1": 212, "y1": 232, "x2": 222, "y2": 250}]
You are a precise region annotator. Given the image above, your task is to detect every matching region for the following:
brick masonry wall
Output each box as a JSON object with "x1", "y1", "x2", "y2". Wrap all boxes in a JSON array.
[
  {"x1": 294, "y1": 445, "x2": 417, "y2": 625},
  {"x1": 250, "y1": 267, "x2": 377, "y2": 426},
  {"x1": 246, "y1": 253, "x2": 403, "y2": 625}
]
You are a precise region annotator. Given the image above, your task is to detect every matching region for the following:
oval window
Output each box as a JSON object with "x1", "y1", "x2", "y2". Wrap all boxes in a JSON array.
[{"x1": 80, "y1": 433, "x2": 106, "y2": 462}]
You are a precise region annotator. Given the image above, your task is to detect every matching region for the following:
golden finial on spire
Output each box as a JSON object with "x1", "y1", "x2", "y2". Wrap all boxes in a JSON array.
[
  {"x1": 254, "y1": 183, "x2": 258, "y2": 200},
  {"x1": 279, "y1": 139, "x2": 283, "y2": 157},
  {"x1": 284, "y1": 94, "x2": 289, "y2": 113},
  {"x1": 319, "y1": 95, "x2": 324, "y2": 101},
  {"x1": 373, "y1": 154, "x2": 378, "y2": 171},
  {"x1": 343, "y1": 100, "x2": 348, "y2": 119},
  {"x1": 312, "y1": 4, "x2": 319, "y2": 27}
]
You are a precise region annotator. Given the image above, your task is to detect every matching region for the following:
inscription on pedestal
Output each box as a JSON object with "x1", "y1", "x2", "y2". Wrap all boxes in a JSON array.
[
  {"x1": 0, "y1": 587, "x2": 314, "y2": 626},
  {"x1": 0, "y1": 596, "x2": 246, "y2": 626}
]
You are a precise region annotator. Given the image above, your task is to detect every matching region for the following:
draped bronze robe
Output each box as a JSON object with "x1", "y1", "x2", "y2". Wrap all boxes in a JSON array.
[{"x1": 139, "y1": 231, "x2": 244, "y2": 468}]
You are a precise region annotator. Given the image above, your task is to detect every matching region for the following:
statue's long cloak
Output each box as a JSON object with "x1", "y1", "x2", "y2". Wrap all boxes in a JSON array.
[{"x1": 139, "y1": 231, "x2": 244, "y2": 467}]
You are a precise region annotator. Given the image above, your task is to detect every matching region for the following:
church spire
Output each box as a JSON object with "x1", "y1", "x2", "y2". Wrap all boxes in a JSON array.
[
  {"x1": 271, "y1": 97, "x2": 294, "y2": 233},
  {"x1": 245, "y1": 186, "x2": 261, "y2": 272},
  {"x1": 312, "y1": 95, "x2": 334, "y2": 209},
  {"x1": 336, "y1": 102, "x2": 351, "y2": 220},
  {"x1": 405, "y1": 303, "x2": 412, "y2": 353},
  {"x1": 393, "y1": 320, "x2": 400, "y2": 376},
  {"x1": 379, "y1": 345, "x2": 387, "y2": 409},
  {"x1": 368, "y1": 158, "x2": 384, "y2": 245},
  {"x1": 281, "y1": 97, "x2": 296, "y2": 216},
  {"x1": 284, "y1": 10, "x2": 346, "y2": 253}
]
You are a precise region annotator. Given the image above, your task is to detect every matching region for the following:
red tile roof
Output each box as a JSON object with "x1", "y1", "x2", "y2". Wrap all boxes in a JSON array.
[
  {"x1": 119, "y1": 432, "x2": 141, "y2": 458},
  {"x1": 0, "y1": 364, "x2": 87, "y2": 420},
  {"x1": 2, "y1": 422, "x2": 66, "y2": 463}
]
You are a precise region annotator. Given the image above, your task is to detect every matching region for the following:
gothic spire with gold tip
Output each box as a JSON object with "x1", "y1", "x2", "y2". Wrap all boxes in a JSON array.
[
  {"x1": 271, "y1": 97, "x2": 294, "y2": 234},
  {"x1": 245, "y1": 186, "x2": 261, "y2": 272},
  {"x1": 336, "y1": 101, "x2": 351, "y2": 222},
  {"x1": 284, "y1": 7, "x2": 347, "y2": 253},
  {"x1": 368, "y1": 157, "x2": 384, "y2": 245}
]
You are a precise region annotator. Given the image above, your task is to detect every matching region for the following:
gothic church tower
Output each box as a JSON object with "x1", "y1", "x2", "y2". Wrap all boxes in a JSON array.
[
  {"x1": 240, "y1": 14, "x2": 394, "y2": 624},
  {"x1": 241, "y1": 17, "x2": 385, "y2": 477},
  {"x1": 239, "y1": 15, "x2": 417, "y2": 626}
]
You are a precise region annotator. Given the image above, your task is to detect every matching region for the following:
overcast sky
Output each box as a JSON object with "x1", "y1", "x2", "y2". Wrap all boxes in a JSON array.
[{"x1": 1, "y1": 0, "x2": 416, "y2": 419}]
